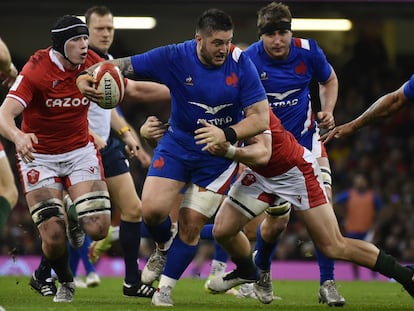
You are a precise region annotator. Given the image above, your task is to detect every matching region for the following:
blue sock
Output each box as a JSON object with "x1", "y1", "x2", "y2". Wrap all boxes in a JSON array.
[
  {"x1": 120, "y1": 220, "x2": 141, "y2": 285},
  {"x1": 254, "y1": 225, "x2": 277, "y2": 271},
  {"x1": 79, "y1": 235, "x2": 95, "y2": 275},
  {"x1": 68, "y1": 243, "x2": 80, "y2": 277},
  {"x1": 315, "y1": 246, "x2": 334, "y2": 284},
  {"x1": 145, "y1": 216, "x2": 172, "y2": 244},
  {"x1": 163, "y1": 236, "x2": 198, "y2": 280},
  {"x1": 200, "y1": 224, "x2": 214, "y2": 240},
  {"x1": 200, "y1": 224, "x2": 228, "y2": 263},
  {"x1": 141, "y1": 221, "x2": 150, "y2": 238},
  {"x1": 213, "y1": 241, "x2": 228, "y2": 263}
]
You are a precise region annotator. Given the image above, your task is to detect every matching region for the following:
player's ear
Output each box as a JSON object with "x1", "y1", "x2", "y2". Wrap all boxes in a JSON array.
[{"x1": 195, "y1": 33, "x2": 202, "y2": 43}]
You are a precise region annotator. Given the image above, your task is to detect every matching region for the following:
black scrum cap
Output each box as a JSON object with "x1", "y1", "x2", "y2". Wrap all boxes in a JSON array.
[{"x1": 51, "y1": 15, "x2": 89, "y2": 58}]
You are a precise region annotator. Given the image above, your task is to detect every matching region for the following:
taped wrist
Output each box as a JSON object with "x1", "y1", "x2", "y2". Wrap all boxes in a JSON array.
[
  {"x1": 223, "y1": 127, "x2": 237, "y2": 144},
  {"x1": 224, "y1": 145, "x2": 236, "y2": 159}
]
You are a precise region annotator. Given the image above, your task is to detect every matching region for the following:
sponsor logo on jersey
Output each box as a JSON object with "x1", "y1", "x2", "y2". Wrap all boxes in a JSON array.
[
  {"x1": 267, "y1": 89, "x2": 301, "y2": 109},
  {"x1": 189, "y1": 102, "x2": 232, "y2": 115},
  {"x1": 267, "y1": 89, "x2": 300, "y2": 101},
  {"x1": 196, "y1": 116, "x2": 233, "y2": 126},
  {"x1": 45, "y1": 97, "x2": 90, "y2": 108},
  {"x1": 190, "y1": 102, "x2": 234, "y2": 126}
]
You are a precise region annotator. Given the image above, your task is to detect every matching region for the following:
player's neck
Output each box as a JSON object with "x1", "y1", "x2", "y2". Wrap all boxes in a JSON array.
[{"x1": 53, "y1": 50, "x2": 78, "y2": 71}]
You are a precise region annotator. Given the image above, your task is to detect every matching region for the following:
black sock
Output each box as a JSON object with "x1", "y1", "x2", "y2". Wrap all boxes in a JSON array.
[
  {"x1": 48, "y1": 247, "x2": 73, "y2": 283},
  {"x1": 119, "y1": 220, "x2": 141, "y2": 285},
  {"x1": 0, "y1": 196, "x2": 12, "y2": 231},
  {"x1": 35, "y1": 253, "x2": 52, "y2": 280},
  {"x1": 232, "y1": 255, "x2": 257, "y2": 278},
  {"x1": 374, "y1": 250, "x2": 413, "y2": 285}
]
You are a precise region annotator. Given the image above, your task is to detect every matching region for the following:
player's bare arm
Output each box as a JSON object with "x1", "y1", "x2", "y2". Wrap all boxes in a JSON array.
[
  {"x1": 317, "y1": 69, "x2": 338, "y2": 130},
  {"x1": 0, "y1": 97, "x2": 38, "y2": 163},
  {"x1": 320, "y1": 86, "x2": 408, "y2": 144},
  {"x1": 0, "y1": 38, "x2": 18, "y2": 88},
  {"x1": 140, "y1": 116, "x2": 169, "y2": 149},
  {"x1": 110, "y1": 57, "x2": 135, "y2": 77},
  {"x1": 207, "y1": 132, "x2": 271, "y2": 167},
  {"x1": 229, "y1": 99, "x2": 269, "y2": 141},
  {"x1": 124, "y1": 81, "x2": 171, "y2": 104}
]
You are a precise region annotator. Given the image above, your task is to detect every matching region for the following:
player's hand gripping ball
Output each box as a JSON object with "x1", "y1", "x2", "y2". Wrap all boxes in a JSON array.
[{"x1": 92, "y1": 63, "x2": 125, "y2": 109}]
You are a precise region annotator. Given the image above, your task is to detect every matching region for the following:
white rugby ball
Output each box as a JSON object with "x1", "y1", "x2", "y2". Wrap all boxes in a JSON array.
[{"x1": 92, "y1": 62, "x2": 125, "y2": 109}]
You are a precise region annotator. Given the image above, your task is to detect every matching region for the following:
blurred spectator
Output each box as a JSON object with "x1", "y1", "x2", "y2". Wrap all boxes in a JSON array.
[{"x1": 334, "y1": 173, "x2": 383, "y2": 279}]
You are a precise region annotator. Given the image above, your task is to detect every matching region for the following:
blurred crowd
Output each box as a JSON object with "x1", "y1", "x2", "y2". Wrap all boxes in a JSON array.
[{"x1": 1, "y1": 31, "x2": 414, "y2": 264}]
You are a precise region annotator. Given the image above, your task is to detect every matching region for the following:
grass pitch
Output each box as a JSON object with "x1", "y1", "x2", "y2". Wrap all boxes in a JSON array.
[{"x1": 0, "y1": 276, "x2": 412, "y2": 310}]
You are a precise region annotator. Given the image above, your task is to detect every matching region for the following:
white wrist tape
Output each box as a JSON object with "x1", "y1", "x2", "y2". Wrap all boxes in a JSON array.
[{"x1": 224, "y1": 145, "x2": 236, "y2": 159}]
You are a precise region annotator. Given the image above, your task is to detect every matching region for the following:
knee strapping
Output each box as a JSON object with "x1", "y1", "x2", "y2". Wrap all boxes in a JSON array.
[
  {"x1": 182, "y1": 184, "x2": 224, "y2": 218},
  {"x1": 320, "y1": 166, "x2": 332, "y2": 188},
  {"x1": 225, "y1": 191, "x2": 269, "y2": 219},
  {"x1": 265, "y1": 201, "x2": 291, "y2": 218},
  {"x1": 74, "y1": 191, "x2": 111, "y2": 219},
  {"x1": 30, "y1": 198, "x2": 65, "y2": 227}
]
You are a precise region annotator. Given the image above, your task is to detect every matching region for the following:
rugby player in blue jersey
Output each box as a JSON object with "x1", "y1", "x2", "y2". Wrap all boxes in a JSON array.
[
  {"x1": 239, "y1": 2, "x2": 344, "y2": 306},
  {"x1": 77, "y1": 8, "x2": 269, "y2": 306}
]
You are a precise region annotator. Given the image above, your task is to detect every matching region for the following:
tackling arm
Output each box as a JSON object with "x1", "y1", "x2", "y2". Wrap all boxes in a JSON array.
[
  {"x1": 206, "y1": 132, "x2": 271, "y2": 168},
  {"x1": 320, "y1": 84, "x2": 409, "y2": 144}
]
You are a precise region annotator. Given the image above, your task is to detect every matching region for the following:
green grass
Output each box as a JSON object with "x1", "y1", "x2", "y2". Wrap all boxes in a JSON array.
[{"x1": 0, "y1": 276, "x2": 412, "y2": 310}]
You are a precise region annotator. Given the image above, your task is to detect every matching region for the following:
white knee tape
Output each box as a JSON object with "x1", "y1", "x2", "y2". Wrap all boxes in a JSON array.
[
  {"x1": 181, "y1": 184, "x2": 223, "y2": 218},
  {"x1": 320, "y1": 166, "x2": 332, "y2": 188},
  {"x1": 74, "y1": 191, "x2": 111, "y2": 219},
  {"x1": 227, "y1": 187, "x2": 270, "y2": 219},
  {"x1": 265, "y1": 201, "x2": 292, "y2": 218},
  {"x1": 30, "y1": 198, "x2": 65, "y2": 227}
]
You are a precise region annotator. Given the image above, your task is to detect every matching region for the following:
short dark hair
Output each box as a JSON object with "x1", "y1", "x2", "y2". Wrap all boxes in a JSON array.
[
  {"x1": 85, "y1": 6, "x2": 113, "y2": 25},
  {"x1": 196, "y1": 9, "x2": 233, "y2": 36},
  {"x1": 257, "y1": 2, "x2": 292, "y2": 30}
]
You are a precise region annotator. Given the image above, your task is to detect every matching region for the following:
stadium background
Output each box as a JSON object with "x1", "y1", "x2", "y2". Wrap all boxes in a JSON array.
[{"x1": 1, "y1": 0, "x2": 414, "y2": 278}]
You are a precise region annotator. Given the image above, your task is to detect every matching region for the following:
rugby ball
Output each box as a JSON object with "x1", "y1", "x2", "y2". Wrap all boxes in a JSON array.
[{"x1": 92, "y1": 62, "x2": 125, "y2": 109}]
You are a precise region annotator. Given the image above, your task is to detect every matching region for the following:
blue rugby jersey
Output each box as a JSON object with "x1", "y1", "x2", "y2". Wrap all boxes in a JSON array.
[
  {"x1": 403, "y1": 74, "x2": 414, "y2": 99},
  {"x1": 130, "y1": 40, "x2": 267, "y2": 191},
  {"x1": 245, "y1": 38, "x2": 332, "y2": 150},
  {"x1": 130, "y1": 40, "x2": 266, "y2": 151}
]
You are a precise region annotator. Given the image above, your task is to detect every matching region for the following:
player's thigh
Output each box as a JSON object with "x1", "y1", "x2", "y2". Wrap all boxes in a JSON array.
[
  {"x1": 0, "y1": 155, "x2": 15, "y2": 188},
  {"x1": 106, "y1": 172, "x2": 141, "y2": 220},
  {"x1": 0, "y1": 156, "x2": 18, "y2": 204},
  {"x1": 141, "y1": 176, "x2": 185, "y2": 223},
  {"x1": 214, "y1": 198, "x2": 252, "y2": 239},
  {"x1": 298, "y1": 203, "x2": 344, "y2": 250}
]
